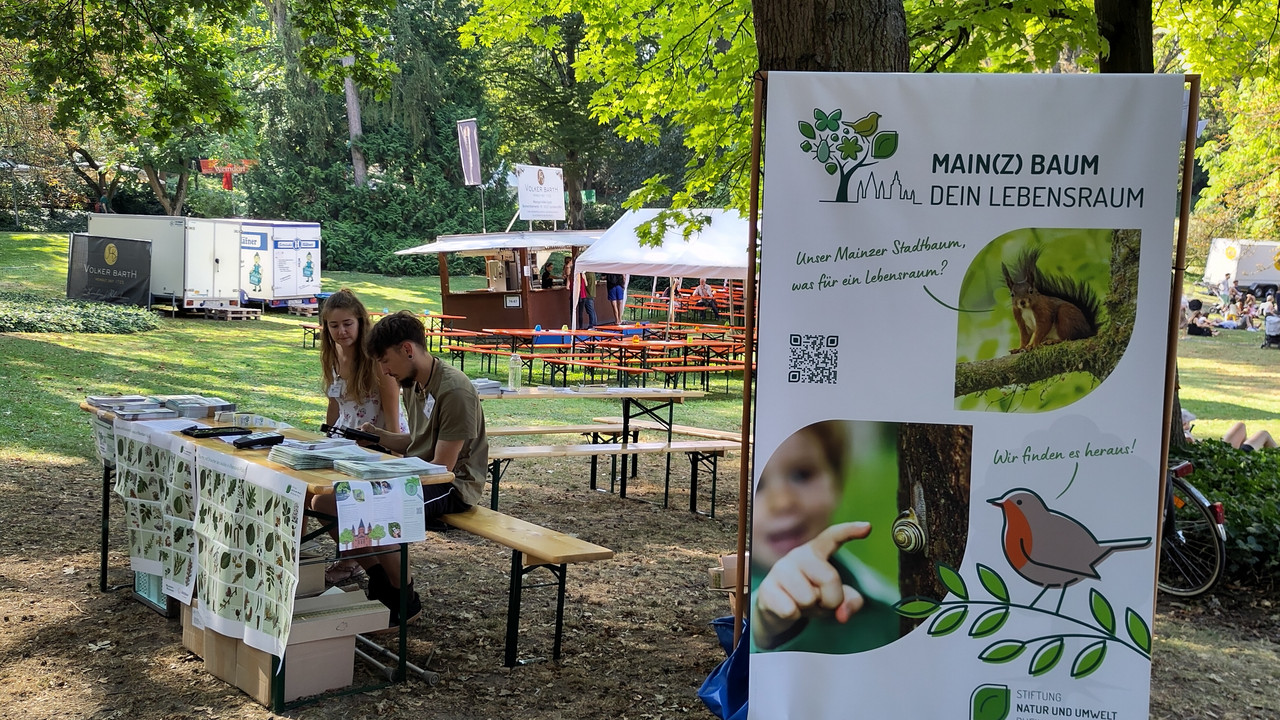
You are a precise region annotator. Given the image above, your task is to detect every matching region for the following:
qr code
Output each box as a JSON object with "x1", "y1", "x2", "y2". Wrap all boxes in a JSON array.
[{"x1": 788, "y1": 334, "x2": 838, "y2": 383}]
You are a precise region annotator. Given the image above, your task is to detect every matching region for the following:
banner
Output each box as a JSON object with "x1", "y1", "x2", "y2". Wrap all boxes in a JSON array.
[
  {"x1": 515, "y1": 163, "x2": 566, "y2": 221},
  {"x1": 457, "y1": 118, "x2": 482, "y2": 186},
  {"x1": 198, "y1": 158, "x2": 258, "y2": 174},
  {"x1": 753, "y1": 73, "x2": 1186, "y2": 720},
  {"x1": 67, "y1": 234, "x2": 152, "y2": 305}
]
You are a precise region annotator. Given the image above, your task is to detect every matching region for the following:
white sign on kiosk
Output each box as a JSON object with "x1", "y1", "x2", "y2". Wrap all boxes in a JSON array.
[
  {"x1": 752, "y1": 73, "x2": 1186, "y2": 720},
  {"x1": 515, "y1": 163, "x2": 566, "y2": 221}
]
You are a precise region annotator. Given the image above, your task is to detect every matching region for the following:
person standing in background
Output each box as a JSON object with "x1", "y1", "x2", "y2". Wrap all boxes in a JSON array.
[
  {"x1": 606, "y1": 273, "x2": 626, "y2": 324},
  {"x1": 578, "y1": 270, "x2": 598, "y2": 329}
]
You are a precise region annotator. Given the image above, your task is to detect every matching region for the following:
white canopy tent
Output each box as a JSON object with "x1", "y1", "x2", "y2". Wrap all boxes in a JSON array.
[{"x1": 572, "y1": 209, "x2": 751, "y2": 327}]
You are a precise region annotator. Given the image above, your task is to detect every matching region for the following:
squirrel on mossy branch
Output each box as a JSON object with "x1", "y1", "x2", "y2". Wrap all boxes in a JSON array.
[{"x1": 1001, "y1": 247, "x2": 1102, "y2": 354}]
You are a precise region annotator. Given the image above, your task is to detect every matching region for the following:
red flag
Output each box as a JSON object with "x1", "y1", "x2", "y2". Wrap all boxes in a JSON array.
[{"x1": 222, "y1": 172, "x2": 233, "y2": 190}]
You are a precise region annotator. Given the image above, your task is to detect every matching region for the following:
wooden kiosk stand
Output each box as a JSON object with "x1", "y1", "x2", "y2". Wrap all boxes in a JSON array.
[{"x1": 395, "y1": 230, "x2": 618, "y2": 331}]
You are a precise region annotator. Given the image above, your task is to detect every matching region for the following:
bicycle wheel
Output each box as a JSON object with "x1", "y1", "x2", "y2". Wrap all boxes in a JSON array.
[{"x1": 1157, "y1": 476, "x2": 1226, "y2": 597}]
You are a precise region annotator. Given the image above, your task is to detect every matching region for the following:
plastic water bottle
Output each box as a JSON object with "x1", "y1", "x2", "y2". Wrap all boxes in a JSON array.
[{"x1": 508, "y1": 353, "x2": 522, "y2": 391}]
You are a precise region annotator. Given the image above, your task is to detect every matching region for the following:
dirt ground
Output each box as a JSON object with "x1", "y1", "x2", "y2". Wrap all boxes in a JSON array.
[{"x1": 1, "y1": 454, "x2": 1278, "y2": 720}]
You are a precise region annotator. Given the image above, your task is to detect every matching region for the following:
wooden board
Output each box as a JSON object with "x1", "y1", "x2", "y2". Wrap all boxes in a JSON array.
[{"x1": 442, "y1": 506, "x2": 613, "y2": 565}]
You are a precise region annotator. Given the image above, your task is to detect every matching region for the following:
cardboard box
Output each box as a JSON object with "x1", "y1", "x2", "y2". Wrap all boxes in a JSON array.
[
  {"x1": 204, "y1": 628, "x2": 239, "y2": 684},
  {"x1": 234, "y1": 588, "x2": 388, "y2": 706},
  {"x1": 295, "y1": 552, "x2": 325, "y2": 598},
  {"x1": 181, "y1": 600, "x2": 204, "y2": 658}
]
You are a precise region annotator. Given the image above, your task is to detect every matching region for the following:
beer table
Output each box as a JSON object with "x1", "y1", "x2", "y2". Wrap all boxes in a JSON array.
[{"x1": 80, "y1": 402, "x2": 452, "y2": 709}]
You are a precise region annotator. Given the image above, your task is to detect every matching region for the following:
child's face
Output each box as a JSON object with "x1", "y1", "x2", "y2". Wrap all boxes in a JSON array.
[{"x1": 753, "y1": 430, "x2": 841, "y2": 570}]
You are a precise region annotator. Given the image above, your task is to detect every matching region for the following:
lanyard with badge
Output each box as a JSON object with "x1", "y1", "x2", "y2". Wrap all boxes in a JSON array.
[{"x1": 421, "y1": 392, "x2": 435, "y2": 423}]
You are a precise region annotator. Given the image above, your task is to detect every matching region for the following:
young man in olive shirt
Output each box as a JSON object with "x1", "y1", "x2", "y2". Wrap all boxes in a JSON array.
[{"x1": 316, "y1": 310, "x2": 489, "y2": 625}]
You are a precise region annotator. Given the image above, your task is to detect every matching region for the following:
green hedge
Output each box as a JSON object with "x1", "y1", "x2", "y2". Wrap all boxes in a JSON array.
[
  {"x1": 0, "y1": 292, "x2": 161, "y2": 333},
  {"x1": 1172, "y1": 440, "x2": 1280, "y2": 585}
]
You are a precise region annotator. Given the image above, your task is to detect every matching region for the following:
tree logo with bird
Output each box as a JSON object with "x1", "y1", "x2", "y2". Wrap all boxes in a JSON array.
[{"x1": 798, "y1": 107, "x2": 901, "y2": 203}]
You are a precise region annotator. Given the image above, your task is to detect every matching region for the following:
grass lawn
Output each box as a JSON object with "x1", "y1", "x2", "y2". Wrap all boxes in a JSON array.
[
  {"x1": 1177, "y1": 280, "x2": 1280, "y2": 443},
  {"x1": 0, "y1": 231, "x2": 746, "y2": 463}
]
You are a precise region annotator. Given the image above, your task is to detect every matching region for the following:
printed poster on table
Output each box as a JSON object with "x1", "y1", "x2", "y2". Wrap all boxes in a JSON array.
[
  {"x1": 752, "y1": 73, "x2": 1186, "y2": 720},
  {"x1": 111, "y1": 418, "x2": 203, "y2": 600},
  {"x1": 334, "y1": 477, "x2": 427, "y2": 547},
  {"x1": 194, "y1": 448, "x2": 306, "y2": 659}
]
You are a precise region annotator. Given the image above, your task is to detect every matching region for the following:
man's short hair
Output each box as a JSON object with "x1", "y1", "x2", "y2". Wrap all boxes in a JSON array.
[{"x1": 367, "y1": 310, "x2": 426, "y2": 357}]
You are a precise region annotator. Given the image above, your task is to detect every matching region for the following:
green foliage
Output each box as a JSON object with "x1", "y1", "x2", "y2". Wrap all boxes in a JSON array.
[
  {"x1": 247, "y1": 0, "x2": 511, "y2": 272},
  {"x1": 1172, "y1": 440, "x2": 1280, "y2": 584},
  {"x1": 907, "y1": 0, "x2": 1102, "y2": 74},
  {"x1": 0, "y1": 0, "x2": 251, "y2": 143},
  {"x1": 292, "y1": 0, "x2": 398, "y2": 96},
  {"x1": 0, "y1": 291, "x2": 160, "y2": 334},
  {"x1": 1194, "y1": 77, "x2": 1280, "y2": 240}
]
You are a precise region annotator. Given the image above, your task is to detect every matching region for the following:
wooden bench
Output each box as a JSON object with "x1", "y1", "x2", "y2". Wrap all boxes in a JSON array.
[
  {"x1": 652, "y1": 363, "x2": 747, "y2": 392},
  {"x1": 442, "y1": 505, "x2": 613, "y2": 667},
  {"x1": 592, "y1": 417, "x2": 744, "y2": 443},
  {"x1": 538, "y1": 357, "x2": 653, "y2": 387},
  {"x1": 486, "y1": 439, "x2": 739, "y2": 517},
  {"x1": 448, "y1": 343, "x2": 509, "y2": 373},
  {"x1": 300, "y1": 322, "x2": 321, "y2": 348}
]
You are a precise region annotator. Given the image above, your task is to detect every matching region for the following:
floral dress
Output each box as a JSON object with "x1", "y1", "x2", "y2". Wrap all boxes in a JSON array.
[{"x1": 328, "y1": 374, "x2": 408, "y2": 432}]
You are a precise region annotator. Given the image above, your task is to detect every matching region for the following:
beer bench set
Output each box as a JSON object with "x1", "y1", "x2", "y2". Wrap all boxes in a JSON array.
[
  {"x1": 486, "y1": 420, "x2": 742, "y2": 518},
  {"x1": 81, "y1": 401, "x2": 619, "y2": 709}
]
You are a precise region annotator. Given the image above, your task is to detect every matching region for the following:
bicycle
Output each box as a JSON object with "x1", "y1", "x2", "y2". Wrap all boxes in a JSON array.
[{"x1": 1157, "y1": 460, "x2": 1227, "y2": 597}]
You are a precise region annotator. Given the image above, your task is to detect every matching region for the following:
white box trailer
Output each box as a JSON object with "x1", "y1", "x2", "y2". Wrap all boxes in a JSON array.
[
  {"x1": 85, "y1": 214, "x2": 322, "y2": 309},
  {"x1": 239, "y1": 221, "x2": 323, "y2": 306},
  {"x1": 1203, "y1": 238, "x2": 1280, "y2": 297},
  {"x1": 86, "y1": 214, "x2": 242, "y2": 308}
]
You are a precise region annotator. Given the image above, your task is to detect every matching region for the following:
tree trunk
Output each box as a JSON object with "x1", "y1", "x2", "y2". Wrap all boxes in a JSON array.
[
  {"x1": 341, "y1": 56, "x2": 368, "y2": 187},
  {"x1": 1095, "y1": 0, "x2": 1154, "y2": 74},
  {"x1": 141, "y1": 165, "x2": 190, "y2": 216},
  {"x1": 753, "y1": 0, "x2": 908, "y2": 73},
  {"x1": 565, "y1": 148, "x2": 584, "y2": 229},
  {"x1": 1096, "y1": 1, "x2": 1182, "y2": 454},
  {"x1": 897, "y1": 423, "x2": 973, "y2": 634}
]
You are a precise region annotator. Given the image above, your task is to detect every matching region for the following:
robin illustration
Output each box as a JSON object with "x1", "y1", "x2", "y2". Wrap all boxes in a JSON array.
[{"x1": 989, "y1": 488, "x2": 1151, "y2": 611}]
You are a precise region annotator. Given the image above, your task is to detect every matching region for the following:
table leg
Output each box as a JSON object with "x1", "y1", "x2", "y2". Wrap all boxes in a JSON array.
[
  {"x1": 505, "y1": 549, "x2": 524, "y2": 667},
  {"x1": 100, "y1": 461, "x2": 112, "y2": 592}
]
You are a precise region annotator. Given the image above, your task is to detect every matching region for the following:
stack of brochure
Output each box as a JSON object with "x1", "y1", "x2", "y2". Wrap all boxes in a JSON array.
[
  {"x1": 471, "y1": 378, "x2": 501, "y2": 391},
  {"x1": 85, "y1": 395, "x2": 150, "y2": 409},
  {"x1": 267, "y1": 442, "x2": 373, "y2": 470},
  {"x1": 332, "y1": 456, "x2": 449, "y2": 479},
  {"x1": 156, "y1": 395, "x2": 237, "y2": 417}
]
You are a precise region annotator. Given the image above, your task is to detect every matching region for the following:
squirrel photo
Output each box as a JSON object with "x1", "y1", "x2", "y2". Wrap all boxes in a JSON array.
[{"x1": 1001, "y1": 247, "x2": 1102, "y2": 354}]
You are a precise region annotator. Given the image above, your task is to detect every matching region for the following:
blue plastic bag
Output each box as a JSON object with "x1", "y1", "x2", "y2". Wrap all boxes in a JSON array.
[{"x1": 698, "y1": 617, "x2": 749, "y2": 720}]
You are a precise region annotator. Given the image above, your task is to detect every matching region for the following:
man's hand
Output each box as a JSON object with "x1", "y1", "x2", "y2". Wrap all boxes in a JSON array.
[
  {"x1": 751, "y1": 522, "x2": 872, "y2": 650},
  {"x1": 356, "y1": 422, "x2": 383, "y2": 448}
]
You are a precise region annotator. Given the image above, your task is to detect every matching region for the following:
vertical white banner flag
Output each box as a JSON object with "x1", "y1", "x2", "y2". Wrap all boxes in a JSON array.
[
  {"x1": 752, "y1": 73, "x2": 1186, "y2": 720},
  {"x1": 515, "y1": 163, "x2": 566, "y2": 221},
  {"x1": 457, "y1": 118, "x2": 482, "y2": 186}
]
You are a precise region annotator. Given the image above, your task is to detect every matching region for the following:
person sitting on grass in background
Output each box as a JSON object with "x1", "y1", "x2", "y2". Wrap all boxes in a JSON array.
[
  {"x1": 1187, "y1": 307, "x2": 1217, "y2": 336},
  {"x1": 307, "y1": 310, "x2": 489, "y2": 627},
  {"x1": 318, "y1": 289, "x2": 407, "y2": 586},
  {"x1": 1223, "y1": 421, "x2": 1277, "y2": 452},
  {"x1": 751, "y1": 421, "x2": 899, "y2": 654},
  {"x1": 1242, "y1": 294, "x2": 1260, "y2": 331},
  {"x1": 1182, "y1": 411, "x2": 1276, "y2": 451}
]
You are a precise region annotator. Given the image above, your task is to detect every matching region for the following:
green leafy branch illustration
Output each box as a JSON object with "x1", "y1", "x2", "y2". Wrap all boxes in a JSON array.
[
  {"x1": 894, "y1": 563, "x2": 1152, "y2": 678},
  {"x1": 798, "y1": 107, "x2": 899, "y2": 202}
]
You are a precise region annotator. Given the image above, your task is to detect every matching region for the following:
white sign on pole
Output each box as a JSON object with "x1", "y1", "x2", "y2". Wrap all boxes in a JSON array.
[
  {"x1": 514, "y1": 163, "x2": 566, "y2": 221},
  {"x1": 752, "y1": 72, "x2": 1186, "y2": 720}
]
